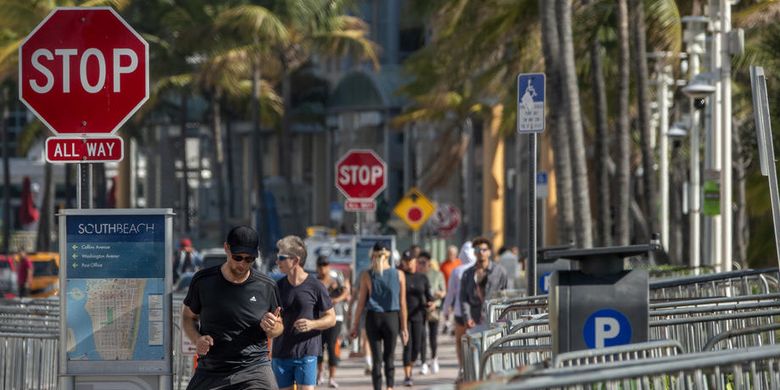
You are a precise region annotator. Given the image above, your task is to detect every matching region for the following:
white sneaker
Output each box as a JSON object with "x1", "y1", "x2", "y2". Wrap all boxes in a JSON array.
[
  {"x1": 432, "y1": 358, "x2": 440, "y2": 374},
  {"x1": 420, "y1": 362, "x2": 429, "y2": 375}
]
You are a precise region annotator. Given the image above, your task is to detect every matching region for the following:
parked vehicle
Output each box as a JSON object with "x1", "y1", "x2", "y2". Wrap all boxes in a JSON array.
[{"x1": 28, "y1": 252, "x2": 59, "y2": 298}]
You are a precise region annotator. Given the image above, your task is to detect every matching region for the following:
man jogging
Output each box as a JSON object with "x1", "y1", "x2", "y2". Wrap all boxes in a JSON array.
[
  {"x1": 182, "y1": 226, "x2": 283, "y2": 389},
  {"x1": 273, "y1": 235, "x2": 336, "y2": 390}
]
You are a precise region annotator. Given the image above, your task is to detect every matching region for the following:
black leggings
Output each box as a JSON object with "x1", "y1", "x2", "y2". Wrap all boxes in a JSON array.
[
  {"x1": 318, "y1": 321, "x2": 341, "y2": 367},
  {"x1": 365, "y1": 311, "x2": 399, "y2": 390},
  {"x1": 420, "y1": 319, "x2": 439, "y2": 362},
  {"x1": 403, "y1": 319, "x2": 425, "y2": 366}
]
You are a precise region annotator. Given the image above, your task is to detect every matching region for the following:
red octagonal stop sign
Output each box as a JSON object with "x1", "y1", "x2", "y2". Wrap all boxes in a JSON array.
[
  {"x1": 336, "y1": 149, "x2": 387, "y2": 200},
  {"x1": 19, "y1": 7, "x2": 148, "y2": 135}
]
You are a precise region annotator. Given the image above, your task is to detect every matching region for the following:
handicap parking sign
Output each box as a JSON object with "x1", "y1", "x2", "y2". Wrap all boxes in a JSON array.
[{"x1": 583, "y1": 308, "x2": 632, "y2": 349}]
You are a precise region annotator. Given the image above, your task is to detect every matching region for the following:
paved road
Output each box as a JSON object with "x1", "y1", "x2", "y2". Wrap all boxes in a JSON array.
[{"x1": 320, "y1": 333, "x2": 460, "y2": 389}]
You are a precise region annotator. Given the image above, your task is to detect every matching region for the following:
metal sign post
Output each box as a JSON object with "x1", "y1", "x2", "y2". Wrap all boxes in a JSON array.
[
  {"x1": 78, "y1": 163, "x2": 92, "y2": 209},
  {"x1": 517, "y1": 73, "x2": 545, "y2": 296},
  {"x1": 750, "y1": 66, "x2": 780, "y2": 265}
]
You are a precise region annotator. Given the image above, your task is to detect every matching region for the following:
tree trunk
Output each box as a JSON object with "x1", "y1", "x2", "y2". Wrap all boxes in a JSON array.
[
  {"x1": 211, "y1": 88, "x2": 228, "y2": 235},
  {"x1": 36, "y1": 163, "x2": 53, "y2": 251},
  {"x1": 1, "y1": 85, "x2": 10, "y2": 254},
  {"x1": 280, "y1": 67, "x2": 292, "y2": 180},
  {"x1": 630, "y1": 0, "x2": 657, "y2": 239},
  {"x1": 252, "y1": 62, "x2": 269, "y2": 254},
  {"x1": 557, "y1": 0, "x2": 593, "y2": 247},
  {"x1": 539, "y1": 0, "x2": 574, "y2": 244},
  {"x1": 733, "y1": 122, "x2": 749, "y2": 268},
  {"x1": 482, "y1": 105, "x2": 505, "y2": 248},
  {"x1": 180, "y1": 92, "x2": 190, "y2": 235},
  {"x1": 587, "y1": 0, "x2": 611, "y2": 247},
  {"x1": 615, "y1": 0, "x2": 632, "y2": 245},
  {"x1": 225, "y1": 118, "x2": 235, "y2": 218}
]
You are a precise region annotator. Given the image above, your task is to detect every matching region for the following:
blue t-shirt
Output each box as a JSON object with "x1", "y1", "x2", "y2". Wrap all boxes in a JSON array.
[{"x1": 273, "y1": 274, "x2": 333, "y2": 359}]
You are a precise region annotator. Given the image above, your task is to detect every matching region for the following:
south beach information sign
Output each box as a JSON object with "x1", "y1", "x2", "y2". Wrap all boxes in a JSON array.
[{"x1": 59, "y1": 209, "x2": 173, "y2": 376}]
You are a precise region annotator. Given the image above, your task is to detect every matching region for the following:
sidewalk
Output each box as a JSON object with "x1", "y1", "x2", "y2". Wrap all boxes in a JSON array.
[{"x1": 320, "y1": 333, "x2": 460, "y2": 389}]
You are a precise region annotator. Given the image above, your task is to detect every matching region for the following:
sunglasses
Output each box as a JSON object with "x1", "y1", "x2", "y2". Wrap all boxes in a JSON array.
[
  {"x1": 477, "y1": 247, "x2": 490, "y2": 252},
  {"x1": 276, "y1": 254, "x2": 296, "y2": 262},
  {"x1": 231, "y1": 254, "x2": 255, "y2": 263}
]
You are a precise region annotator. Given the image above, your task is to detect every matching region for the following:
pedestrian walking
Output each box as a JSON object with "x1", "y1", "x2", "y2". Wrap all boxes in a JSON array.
[
  {"x1": 439, "y1": 245, "x2": 461, "y2": 287},
  {"x1": 460, "y1": 237, "x2": 508, "y2": 328},
  {"x1": 181, "y1": 226, "x2": 283, "y2": 390},
  {"x1": 273, "y1": 236, "x2": 336, "y2": 390},
  {"x1": 15, "y1": 249, "x2": 32, "y2": 298},
  {"x1": 316, "y1": 256, "x2": 350, "y2": 388},
  {"x1": 173, "y1": 238, "x2": 202, "y2": 284},
  {"x1": 441, "y1": 241, "x2": 475, "y2": 379},
  {"x1": 351, "y1": 242, "x2": 408, "y2": 390},
  {"x1": 418, "y1": 251, "x2": 446, "y2": 375},
  {"x1": 399, "y1": 250, "x2": 432, "y2": 386}
]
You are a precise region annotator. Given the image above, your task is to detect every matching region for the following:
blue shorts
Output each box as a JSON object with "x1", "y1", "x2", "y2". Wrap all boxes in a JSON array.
[{"x1": 272, "y1": 356, "x2": 318, "y2": 388}]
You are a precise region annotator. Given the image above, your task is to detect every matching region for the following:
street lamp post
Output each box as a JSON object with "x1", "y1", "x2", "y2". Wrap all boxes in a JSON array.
[
  {"x1": 650, "y1": 54, "x2": 674, "y2": 250},
  {"x1": 682, "y1": 16, "x2": 712, "y2": 270}
]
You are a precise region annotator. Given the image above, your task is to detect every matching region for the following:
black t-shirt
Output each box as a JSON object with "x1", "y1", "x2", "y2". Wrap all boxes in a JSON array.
[
  {"x1": 272, "y1": 274, "x2": 333, "y2": 359},
  {"x1": 404, "y1": 271, "x2": 432, "y2": 322},
  {"x1": 183, "y1": 266, "x2": 280, "y2": 373}
]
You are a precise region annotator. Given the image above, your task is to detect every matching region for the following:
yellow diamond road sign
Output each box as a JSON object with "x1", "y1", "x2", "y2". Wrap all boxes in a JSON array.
[{"x1": 393, "y1": 188, "x2": 435, "y2": 231}]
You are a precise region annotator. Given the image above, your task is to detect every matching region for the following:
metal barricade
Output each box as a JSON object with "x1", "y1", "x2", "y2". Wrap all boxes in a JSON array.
[
  {"x1": 0, "y1": 332, "x2": 58, "y2": 389},
  {"x1": 487, "y1": 295, "x2": 547, "y2": 324},
  {"x1": 493, "y1": 344, "x2": 780, "y2": 389},
  {"x1": 552, "y1": 339, "x2": 684, "y2": 368},
  {"x1": 479, "y1": 331, "x2": 552, "y2": 379},
  {"x1": 649, "y1": 268, "x2": 780, "y2": 300}
]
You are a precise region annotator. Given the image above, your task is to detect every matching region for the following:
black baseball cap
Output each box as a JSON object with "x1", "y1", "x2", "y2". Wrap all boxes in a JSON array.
[
  {"x1": 402, "y1": 250, "x2": 415, "y2": 261},
  {"x1": 372, "y1": 241, "x2": 390, "y2": 252},
  {"x1": 226, "y1": 226, "x2": 259, "y2": 257},
  {"x1": 316, "y1": 256, "x2": 330, "y2": 267}
]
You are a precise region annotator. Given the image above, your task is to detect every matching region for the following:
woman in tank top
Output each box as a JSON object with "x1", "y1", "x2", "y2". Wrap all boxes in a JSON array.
[{"x1": 351, "y1": 242, "x2": 408, "y2": 390}]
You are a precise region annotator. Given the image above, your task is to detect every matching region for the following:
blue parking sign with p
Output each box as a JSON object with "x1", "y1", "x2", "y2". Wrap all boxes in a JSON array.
[
  {"x1": 583, "y1": 309, "x2": 632, "y2": 349},
  {"x1": 517, "y1": 73, "x2": 545, "y2": 133}
]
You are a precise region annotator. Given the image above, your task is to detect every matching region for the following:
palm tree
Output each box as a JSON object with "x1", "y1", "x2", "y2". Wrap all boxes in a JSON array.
[
  {"x1": 615, "y1": 0, "x2": 631, "y2": 246},
  {"x1": 583, "y1": 0, "x2": 612, "y2": 247},
  {"x1": 630, "y1": 0, "x2": 657, "y2": 238},
  {"x1": 557, "y1": 0, "x2": 593, "y2": 247},
  {"x1": 540, "y1": 0, "x2": 575, "y2": 244}
]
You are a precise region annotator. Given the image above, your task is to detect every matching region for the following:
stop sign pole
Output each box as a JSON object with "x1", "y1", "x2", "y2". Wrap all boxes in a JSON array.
[{"x1": 19, "y1": 7, "x2": 149, "y2": 209}]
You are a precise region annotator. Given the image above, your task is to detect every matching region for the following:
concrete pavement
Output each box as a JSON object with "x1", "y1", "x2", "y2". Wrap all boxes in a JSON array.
[{"x1": 318, "y1": 332, "x2": 460, "y2": 389}]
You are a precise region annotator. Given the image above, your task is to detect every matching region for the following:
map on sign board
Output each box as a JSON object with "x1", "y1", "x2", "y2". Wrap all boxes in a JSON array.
[
  {"x1": 64, "y1": 214, "x2": 166, "y2": 361},
  {"x1": 517, "y1": 73, "x2": 545, "y2": 133},
  {"x1": 66, "y1": 278, "x2": 164, "y2": 360}
]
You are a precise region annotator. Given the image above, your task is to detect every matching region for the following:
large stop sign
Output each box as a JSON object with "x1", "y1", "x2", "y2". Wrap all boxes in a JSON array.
[
  {"x1": 19, "y1": 7, "x2": 148, "y2": 135},
  {"x1": 335, "y1": 149, "x2": 387, "y2": 200}
]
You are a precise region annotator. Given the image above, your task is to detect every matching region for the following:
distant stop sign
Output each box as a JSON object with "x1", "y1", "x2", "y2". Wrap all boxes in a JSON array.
[
  {"x1": 335, "y1": 150, "x2": 387, "y2": 200},
  {"x1": 19, "y1": 7, "x2": 148, "y2": 135}
]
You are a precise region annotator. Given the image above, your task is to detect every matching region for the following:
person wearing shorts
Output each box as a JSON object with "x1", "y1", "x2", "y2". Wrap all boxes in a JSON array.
[{"x1": 272, "y1": 236, "x2": 336, "y2": 390}]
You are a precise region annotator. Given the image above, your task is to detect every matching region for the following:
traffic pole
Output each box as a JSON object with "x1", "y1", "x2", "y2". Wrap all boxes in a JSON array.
[{"x1": 527, "y1": 132, "x2": 537, "y2": 296}]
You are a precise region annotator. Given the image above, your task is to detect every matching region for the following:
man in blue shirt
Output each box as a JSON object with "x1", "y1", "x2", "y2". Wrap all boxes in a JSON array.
[{"x1": 273, "y1": 235, "x2": 336, "y2": 390}]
